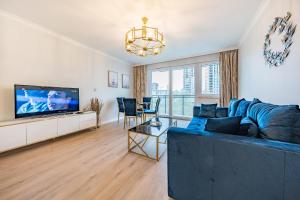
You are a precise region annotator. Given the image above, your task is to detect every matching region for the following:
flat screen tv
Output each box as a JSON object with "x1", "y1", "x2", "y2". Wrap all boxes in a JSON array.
[{"x1": 15, "y1": 84, "x2": 79, "y2": 119}]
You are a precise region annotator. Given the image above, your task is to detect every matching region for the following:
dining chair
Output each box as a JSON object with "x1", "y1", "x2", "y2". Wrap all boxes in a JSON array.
[
  {"x1": 143, "y1": 97, "x2": 160, "y2": 120},
  {"x1": 142, "y1": 97, "x2": 152, "y2": 109},
  {"x1": 116, "y1": 97, "x2": 125, "y2": 123},
  {"x1": 123, "y1": 98, "x2": 143, "y2": 128}
]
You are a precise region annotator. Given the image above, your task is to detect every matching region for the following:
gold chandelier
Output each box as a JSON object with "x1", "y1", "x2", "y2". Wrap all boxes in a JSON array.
[{"x1": 125, "y1": 17, "x2": 165, "y2": 57}]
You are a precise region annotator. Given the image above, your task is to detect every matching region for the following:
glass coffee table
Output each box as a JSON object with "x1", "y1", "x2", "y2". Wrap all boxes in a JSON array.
[{"x1": 128, "y1": 117, "x2": 177, "y2": 161}]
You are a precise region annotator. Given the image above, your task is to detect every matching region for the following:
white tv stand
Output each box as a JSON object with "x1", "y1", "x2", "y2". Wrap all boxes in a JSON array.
[{"x1": 0, "y1": 111, "x2": 97, "y2": 153}]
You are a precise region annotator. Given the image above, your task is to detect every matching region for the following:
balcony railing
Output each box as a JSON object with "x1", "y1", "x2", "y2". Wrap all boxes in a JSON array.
[{"x1": 152, "y1": 95, "x2": 195, "y2": 118}]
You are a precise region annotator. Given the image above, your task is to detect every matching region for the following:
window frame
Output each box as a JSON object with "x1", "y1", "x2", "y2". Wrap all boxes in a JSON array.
[{"x1": 147, "y1": 58, "x2": 220, "y2": 118}]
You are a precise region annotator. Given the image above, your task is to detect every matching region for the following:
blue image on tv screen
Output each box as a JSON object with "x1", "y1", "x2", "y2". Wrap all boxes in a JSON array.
[{"x1": 15, "y1": 87, "x2": 79, "y2": 116}]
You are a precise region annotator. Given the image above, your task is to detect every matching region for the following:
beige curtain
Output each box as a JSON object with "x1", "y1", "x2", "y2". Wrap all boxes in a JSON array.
[
  {"x1": 219, "y1": 49, "x2": 238, "y2": 107},
  {"x1": 133, "y1": 65, "x2": 147, "y2": 103}
]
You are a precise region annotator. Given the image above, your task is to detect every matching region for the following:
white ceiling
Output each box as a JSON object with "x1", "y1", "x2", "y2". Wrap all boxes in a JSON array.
[{"x1": 0, "y1": 0, "x2": 262, "y2": 65}]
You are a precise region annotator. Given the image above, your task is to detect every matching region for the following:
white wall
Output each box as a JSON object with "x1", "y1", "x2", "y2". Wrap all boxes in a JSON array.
[
  {"x1": 0, "y1": 11, "x2": 133, "y2": 123},
  {"x1": 239, "y1": 0, "x2": 300, "y2": 105}
]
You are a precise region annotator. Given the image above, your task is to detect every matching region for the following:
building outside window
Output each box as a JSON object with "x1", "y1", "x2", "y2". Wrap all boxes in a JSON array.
[{"x1": 201, "y1": 63, "x2": 220, "y2": 96}]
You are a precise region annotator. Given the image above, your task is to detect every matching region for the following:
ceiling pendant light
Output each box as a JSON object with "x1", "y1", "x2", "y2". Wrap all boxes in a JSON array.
[{"x1": 125, "y1": 17, "x2": 165, "y2": 57}]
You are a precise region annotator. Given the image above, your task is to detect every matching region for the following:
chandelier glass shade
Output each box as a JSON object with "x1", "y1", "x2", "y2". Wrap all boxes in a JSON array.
[{"x1": 125, "y1": 17, "x2": 165, "y2": 57}]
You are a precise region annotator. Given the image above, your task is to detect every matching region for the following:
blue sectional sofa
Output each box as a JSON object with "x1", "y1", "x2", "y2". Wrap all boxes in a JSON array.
[{"x1": 167, "y1": 98, "x2": 300, "y2": 200}]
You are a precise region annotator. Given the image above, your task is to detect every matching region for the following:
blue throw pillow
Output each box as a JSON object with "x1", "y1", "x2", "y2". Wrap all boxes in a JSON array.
[
  {"x1": 228, "y1": 98, "x2": 244, "y2": 117},
  {"x1": 199, "y1": 104, "x2": 217, "y2": 118},
  {"x1": 228, "y1": 98, "x2": 237, "y2": 116},
  {"x1": 246, "y1": 98, "x2": 261, "y2": 119},
  {"x1": 235, "y1": 100, "x2": 251, "y2": 118},
  {"x1": 205, "y1": 116, "x2": 242, "y2": 134}
]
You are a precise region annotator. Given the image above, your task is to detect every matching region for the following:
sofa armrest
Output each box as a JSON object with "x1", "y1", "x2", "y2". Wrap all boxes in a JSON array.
[{"x1": 167, "y1": 127, "x2": 213, "y2": 199}]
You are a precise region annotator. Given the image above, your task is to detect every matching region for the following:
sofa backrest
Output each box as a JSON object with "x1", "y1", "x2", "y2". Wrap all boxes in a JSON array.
[{"x1": 193, "y1": 106, "x2": 228, "y2": 118}]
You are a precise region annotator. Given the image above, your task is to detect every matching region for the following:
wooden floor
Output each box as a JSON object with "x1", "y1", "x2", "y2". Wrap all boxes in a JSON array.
[{"x1": 0, "y1": 120, "x2": 188, "y2": 200}]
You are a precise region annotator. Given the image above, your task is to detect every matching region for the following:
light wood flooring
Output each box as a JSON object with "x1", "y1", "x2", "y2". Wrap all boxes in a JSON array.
[{"x1": 0, "y1": 120, "x2": 188, "y2": 200}]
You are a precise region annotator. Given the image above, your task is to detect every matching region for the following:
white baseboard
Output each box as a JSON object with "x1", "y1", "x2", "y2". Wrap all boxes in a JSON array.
[{"x1": 101, "y1": 117, "x2": 124, "y2": 125}]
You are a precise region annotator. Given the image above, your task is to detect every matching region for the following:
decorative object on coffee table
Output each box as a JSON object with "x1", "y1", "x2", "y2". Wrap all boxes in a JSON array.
[
  {"x1": 108, "y1": 71, "x2": 118, "y2": 88},
  {"x1": 263, "y1": 12, "x2": 297, "y2": 67},
  {"x1": 150, "y1": 117, "x2": 162, "y2": 127},
  {"x1": 90, "y1": 98, "x2": 104, "y2": 128}
]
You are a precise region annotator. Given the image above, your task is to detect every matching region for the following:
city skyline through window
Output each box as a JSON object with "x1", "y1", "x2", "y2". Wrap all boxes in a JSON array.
[
  {"x1": 201, "y1": 63, "x2": 220, "y2": 95},
  {"x1": 151, "y1": 71, "x2": 169, "y2": 95}
]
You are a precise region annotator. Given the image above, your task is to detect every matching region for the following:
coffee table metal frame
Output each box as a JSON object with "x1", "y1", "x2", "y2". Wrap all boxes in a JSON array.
[{"x1": 128, "y1": 118, "x2": 177, "y2": 161}]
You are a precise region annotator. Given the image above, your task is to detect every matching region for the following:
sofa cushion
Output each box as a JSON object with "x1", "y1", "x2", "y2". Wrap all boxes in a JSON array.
[
  {"x1": 216, "y1": 107, "x2": 228, "y2": 118},
  {"x1": 205, "y1": 116, "x2": 242, "y2": 134},
  {"x1": 199, "y1": 104, "x2": 217, "y2": 118},
  {"x1": 239, "y1": 117, "x2": 259, "y2": 137},
  {"x1": 248, "y1": 102, "x2": 300, "y2": 144},
  {"x1": 187, "y1": 117, "x2": 207, "y2": 131},
  {"x1": 235, "y1": 100, "x2": 251, "y2": 118},
  {"x1": 228, "y1": 98, "x2": 244, "y2": 117}
]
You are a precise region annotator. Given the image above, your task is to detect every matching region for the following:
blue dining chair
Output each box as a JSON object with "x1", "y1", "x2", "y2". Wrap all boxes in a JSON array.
[
  {"x1": 116, "y1": 97, "x2": 125, "y2": 123},
  {"x1": 142, "y1": 97, "x2": 152, "y2": 109},
  {"x1": 143, "y1": 97, "x2": 160, "y2": 120},
  {"x1": 123, "y1": 98, "x2": 143, "y2": 128}
]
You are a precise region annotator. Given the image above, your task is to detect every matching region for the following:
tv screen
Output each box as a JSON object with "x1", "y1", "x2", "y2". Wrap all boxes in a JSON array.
[{"x1": 15, "y1": 84, "x2": 79, "y2": 118}]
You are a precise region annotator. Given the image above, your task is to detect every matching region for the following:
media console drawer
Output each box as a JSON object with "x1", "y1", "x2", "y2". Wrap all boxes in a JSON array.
[
  {"x1": 0, "y1": 124, "x2": 27, "y2": 152},
  {"x1": 27, "y1": 119, "x2": 58, "y2": 144},
  {"x1": 58, "y1": 115, "x2": 80, "y2": 136},
  {"x1": 80, "y1": 113, "x2": 96, "y2": 130}
]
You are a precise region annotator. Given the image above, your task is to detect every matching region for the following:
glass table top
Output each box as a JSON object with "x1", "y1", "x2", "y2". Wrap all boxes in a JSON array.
[{"x1": 128, "y1": 117, "x2": 177, "y2": 137}]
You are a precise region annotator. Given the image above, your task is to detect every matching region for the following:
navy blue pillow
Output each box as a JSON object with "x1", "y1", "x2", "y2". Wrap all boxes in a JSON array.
[
  {"x1": 205, "y1": 116, "x2": 242, "y2": 134},
  {"x1": 257, "y1": 104, "x2": 300, "y2": 144},
  {"x1": 228, "y1": 98, "x2": 244, "y2": 117},
  {"x1": 239, "y1": 117, "x2": 259, "y2": 137},
  {"x1": 199, "y1": 104, "x2": 217, "y2": 118},
  {"x1": 216, "y1": 107, "x2": 228, "y2": 118}
]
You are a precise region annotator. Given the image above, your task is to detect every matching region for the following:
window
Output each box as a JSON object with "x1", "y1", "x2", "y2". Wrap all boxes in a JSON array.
[
  {"x1": 150, "y1": 67, "x2": 195, "y2": 118},
  {"x1": 172, "y1": 67, "x2": 195, "y2": 117},
  {"x1": 151, "y1": 70, "x2": 169, "y2": 116},
  {"x1": 148, "y1": 60, "x2": 220, "y2": 119},
  {"x1": 201, "y1": 63, "x2": 220, "y2": 96}
]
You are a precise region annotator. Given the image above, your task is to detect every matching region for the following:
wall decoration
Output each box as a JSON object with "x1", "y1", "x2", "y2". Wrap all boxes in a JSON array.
[
  {"x1": 108, "y1": 71, "x2": 118, "y2": 88},
  {"x1": 122, "y1": 74, "x2": 130, "y2": 89},
  {"x1": 263, "y1": 12, "x2": 297, "y2": 67}
]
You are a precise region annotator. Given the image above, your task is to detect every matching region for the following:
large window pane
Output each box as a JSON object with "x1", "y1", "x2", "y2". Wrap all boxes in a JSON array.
[
  {"x1": 201, "y1": 63, "x2": 220, "y2": 95},
  {"x1": 151, "y1": 70, "x2": 169, "y2": 116},
  {"x1": 172, "y1": 67, "x2": 195, "y2": 117}
]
